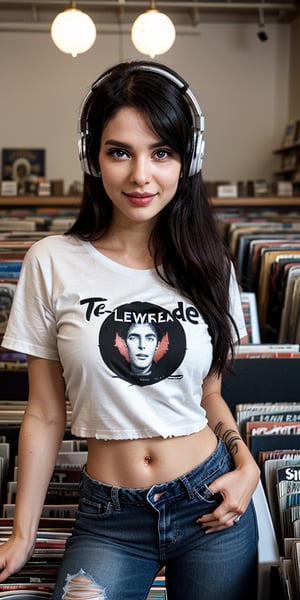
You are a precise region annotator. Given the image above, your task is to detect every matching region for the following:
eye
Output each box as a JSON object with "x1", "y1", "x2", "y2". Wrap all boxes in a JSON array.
[
  {"x1": 127, "y1": 334, "x2": 138, "y2": 342},
  {"x1": 146, "y1": 335, "x2": 157, "y2": 343},
  {"x1": 154, "y1": 148, "x2": 173, "y2": 160},
  {"x1": 107, "y1": 148, "x2": 129, "y2": 159}
]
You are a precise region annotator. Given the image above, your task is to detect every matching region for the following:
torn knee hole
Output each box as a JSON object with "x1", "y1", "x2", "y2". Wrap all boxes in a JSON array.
[{"x1": 62, "y1": 569, "x2": 105, "y2": 599}]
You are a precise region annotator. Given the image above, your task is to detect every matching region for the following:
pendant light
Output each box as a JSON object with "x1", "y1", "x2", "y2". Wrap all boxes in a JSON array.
[
  {"x1": 131, "y1": 1, "x2": 176, "y2": 59},
  {"x1": 257, "y1": 3, "x2": 268, "y2": 42},
  {"x1": 51, "y1": 1, "x2": 96, "y2": 58}
]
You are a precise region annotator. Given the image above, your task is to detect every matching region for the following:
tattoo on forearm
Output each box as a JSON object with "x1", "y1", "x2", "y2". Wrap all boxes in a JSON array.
[
  {"x1": 214, "y1": 421, "x2": 222, "y2": 437},
  {"x1": 214, "y1": 422, "x2": 242, "y2": 456}
]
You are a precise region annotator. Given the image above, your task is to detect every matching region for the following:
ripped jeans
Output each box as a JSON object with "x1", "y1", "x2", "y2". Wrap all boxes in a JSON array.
[{"x1": 51, "y1": 439, "x2": 258, "y2": 600}]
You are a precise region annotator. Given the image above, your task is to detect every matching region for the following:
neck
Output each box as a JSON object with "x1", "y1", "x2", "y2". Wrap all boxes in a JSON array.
[{"x1": 92, "y1": 222, "x2": 155, "y2": 270}]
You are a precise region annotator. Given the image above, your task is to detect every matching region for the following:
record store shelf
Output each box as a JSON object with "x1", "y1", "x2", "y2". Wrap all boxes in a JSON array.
[{"x1": 0, "y1": 196, "x2": 300, "y2": 207}]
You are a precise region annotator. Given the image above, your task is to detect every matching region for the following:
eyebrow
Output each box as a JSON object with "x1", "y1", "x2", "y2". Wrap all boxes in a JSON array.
[{"x1": 104, "y1": 139, "x2": 168, "y2": 150}]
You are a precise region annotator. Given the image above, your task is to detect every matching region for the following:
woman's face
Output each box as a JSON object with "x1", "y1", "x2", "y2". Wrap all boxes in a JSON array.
[
  {"x1": 98, "y1": 107, "x2": 181, "y2": 228},
  {"x1": 126, "y1": 323, "x2": 159, "y2": 375}
]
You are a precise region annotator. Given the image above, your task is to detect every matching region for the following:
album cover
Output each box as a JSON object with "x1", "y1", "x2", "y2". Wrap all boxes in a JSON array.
[
  {"x1": 282, "y1": 122, "x2": 297, "y2": 147},
  {"x1": 1, "y1": 149, "x2": 45, "y2": 195}
]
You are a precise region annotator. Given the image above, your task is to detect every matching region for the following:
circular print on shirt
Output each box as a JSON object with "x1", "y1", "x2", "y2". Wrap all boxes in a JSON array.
[{"x1": 99, "y1": 301, "x2": 186, "y2": 386}]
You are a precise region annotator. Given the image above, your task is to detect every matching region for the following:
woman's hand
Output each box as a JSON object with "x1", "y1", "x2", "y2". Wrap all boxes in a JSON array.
[
  {"x1": 196, "y1": 456, "x2": 260, "y2": 533},
  {"x1": 0, "y1": 535, "x2": 35, "y2": 582},
  {"x1": 199, "y1": 370, "x2": 261, "y2": 533}
]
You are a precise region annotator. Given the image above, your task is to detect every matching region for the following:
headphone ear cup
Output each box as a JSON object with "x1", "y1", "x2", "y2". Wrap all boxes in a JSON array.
[
  {"x1": 78, "y1": 135, "x2": 86, "y2": 173},
  {"x1": 78, "y1": 134, "x2": 101, "y2": 178},
  {"x1": 188, "y1": 132, "x2": 205, "y2": 177}
]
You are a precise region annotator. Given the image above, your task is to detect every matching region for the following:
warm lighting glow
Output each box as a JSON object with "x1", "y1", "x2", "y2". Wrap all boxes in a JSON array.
[
  {"x1": 50, "y1": 8, "x2": 96, "y2": 58},
  {"x1": 131, "y1": 9, "x2": 176, "y2": 58}
]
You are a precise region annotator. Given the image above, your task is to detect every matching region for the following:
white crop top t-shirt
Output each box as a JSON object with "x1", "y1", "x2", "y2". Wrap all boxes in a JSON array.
[{"x1": 2, "y1": 235, "x2": 247, "y2": 440}]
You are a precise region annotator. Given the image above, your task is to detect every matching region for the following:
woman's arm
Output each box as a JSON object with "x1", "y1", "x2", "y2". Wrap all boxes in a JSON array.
[
  {"x1": 0, "y1": 355, "x2": 67, "y2": 581},
  {"x1": 197, "y1": 369, "x2": 260, "y2": 533}
]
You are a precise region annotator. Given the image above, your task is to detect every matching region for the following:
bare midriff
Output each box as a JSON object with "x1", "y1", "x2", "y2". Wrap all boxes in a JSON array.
[{"x1": 86, "y1": 426, "x2": 218, "y2": 488}]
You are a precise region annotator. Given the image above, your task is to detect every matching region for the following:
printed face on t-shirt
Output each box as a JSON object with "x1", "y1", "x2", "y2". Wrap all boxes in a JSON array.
[
  {"x1": 125, "y1": 323, "x2": 159, "y2": 376},
  {"x1": 98, "y1": 301, "x2": 187, "y2": 386}
]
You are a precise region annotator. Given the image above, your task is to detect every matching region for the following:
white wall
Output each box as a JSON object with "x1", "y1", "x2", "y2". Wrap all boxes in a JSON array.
[{"x1": 0, "y1": 22, "x2": 290, "y2": 191}]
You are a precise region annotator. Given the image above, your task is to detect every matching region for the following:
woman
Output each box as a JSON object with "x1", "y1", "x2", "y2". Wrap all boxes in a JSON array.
[{"x1": 0, "y1": 61, "x2": 260, "y2": 600}]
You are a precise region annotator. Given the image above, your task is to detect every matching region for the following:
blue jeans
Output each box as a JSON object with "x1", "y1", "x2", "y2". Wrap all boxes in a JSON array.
[{"x1": 52, "y1": 439, "x2": 258, "y2": 600}]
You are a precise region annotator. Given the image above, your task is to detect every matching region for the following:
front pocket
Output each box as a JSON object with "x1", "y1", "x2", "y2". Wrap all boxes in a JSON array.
[
  {"x1": 193, "y1": 483, "x2": 223, "y2": 505},
  {"x1": 77, "y1": 495, "x2": 113, "y2": 518},
  {"x1": 191, "y1": 444, "x2": 233, "y2": 505}
]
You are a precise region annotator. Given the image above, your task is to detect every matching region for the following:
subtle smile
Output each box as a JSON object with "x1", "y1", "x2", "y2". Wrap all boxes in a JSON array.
[{"x1": 124, "y1": 192, "x2": 156, "y2": 206}]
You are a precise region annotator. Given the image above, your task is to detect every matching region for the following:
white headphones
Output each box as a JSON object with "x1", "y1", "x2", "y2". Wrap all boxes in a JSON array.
[{"x1": 78, "y1": 63, "x2": 205, "y2": 178}]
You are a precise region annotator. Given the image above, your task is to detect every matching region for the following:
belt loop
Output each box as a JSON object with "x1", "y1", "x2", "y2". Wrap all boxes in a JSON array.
[
  {"x1": 179, "y1": 475, "x2": 195, "y2": 500},
  {"x1": 111, "y1": 486, "x2": 121, "y2": 511},
  {"x1": 79, "y1": 464, "x2": 86, "y2": 490}
]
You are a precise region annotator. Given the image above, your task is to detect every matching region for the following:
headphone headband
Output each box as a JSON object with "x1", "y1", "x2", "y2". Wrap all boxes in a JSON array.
[{"x1": 78, "y1": 62, "x2": 205, "y2": 178}]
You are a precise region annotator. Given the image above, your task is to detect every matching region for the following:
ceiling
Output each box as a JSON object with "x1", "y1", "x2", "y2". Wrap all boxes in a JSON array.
[{"x1": 0, "y1": 0, "x2": 299, "y2": 30}]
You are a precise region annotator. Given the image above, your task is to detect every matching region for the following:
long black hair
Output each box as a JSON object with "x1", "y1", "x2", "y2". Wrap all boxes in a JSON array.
[{"x1": 67, "y1": 60, "x2": 239, "y2": 374}]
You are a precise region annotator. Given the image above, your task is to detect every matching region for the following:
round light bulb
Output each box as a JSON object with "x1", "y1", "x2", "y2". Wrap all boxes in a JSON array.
[
  {"x1": 131, "y1": 9, "x2": 176, "y2": 58},
  {"x1": 51, "y1": 8, "x2": 96, "y2": 58}
]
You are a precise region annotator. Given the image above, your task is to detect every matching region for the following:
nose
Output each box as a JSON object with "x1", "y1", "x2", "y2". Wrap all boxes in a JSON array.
[
  {"x1": 130, "y1": 157, "x2": 151, "y2": 186},
  {"x1": 138, "y1": 336, "x2": 145, "y2": 350}
]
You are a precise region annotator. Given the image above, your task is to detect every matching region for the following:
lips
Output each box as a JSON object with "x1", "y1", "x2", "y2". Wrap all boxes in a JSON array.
[{"x1": 124, "y1": 192, "x2": 156, "y2": 206}]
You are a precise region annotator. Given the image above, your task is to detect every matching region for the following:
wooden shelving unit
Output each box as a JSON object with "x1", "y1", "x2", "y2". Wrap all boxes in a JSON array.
[
  {"x1": 211, "y1": 196, "x2": 300, "y2": 207},
  {"x1": 0, "y1": 195, "x2": 299, "y2": 208},
  {"x1": 273, "y1": 142, "x2": 300, "y2": 194},
  {"x1": 0, "y1": 195, "x2": 80, "y2": 206}
]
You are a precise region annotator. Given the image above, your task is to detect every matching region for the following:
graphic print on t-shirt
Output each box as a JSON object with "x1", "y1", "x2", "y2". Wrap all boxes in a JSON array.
[{"x1": 99, "y1": 301, "x2": 186, "y2": 386}]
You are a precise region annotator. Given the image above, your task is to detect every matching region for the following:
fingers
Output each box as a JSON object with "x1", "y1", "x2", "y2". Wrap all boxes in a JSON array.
[
  {"x1": 233, "y1": 514, "x2": 241, "y2": 524},
  {"x1": 198, "y1": 472, "x2": 248, "y2": 532},
  {"x1": 0, "y1": 542, "x2": 29, "y2": 583},
  {"x1": 196, "y1": 509, "x2": 243, "y2": 533},
  {"x1": 0, "y1": 565, "x2": 14, "y2": 583}
]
